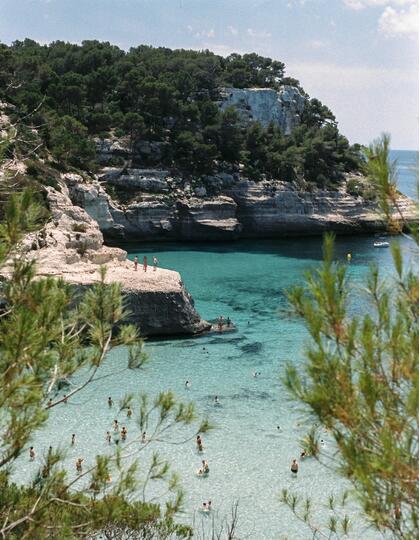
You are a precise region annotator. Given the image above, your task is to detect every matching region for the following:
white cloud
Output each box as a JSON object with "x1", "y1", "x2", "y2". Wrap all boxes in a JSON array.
[
  {"x1": 344, "y1": 0, "x2": 415, "y2": 9},
  {"x1": 378, "y1": 3, "x2": 418, "y2": 35},
  {"x1": 310, "y1": 39, "x2": 328, "y2": 48},
  {"x1": 247, "y1": 28, "x2": 272, "y2": 39},
  {"x1": 343, "y1": 0, "x2": 418, "y2": 36},
  {"x1": 194, "y1": 28, "x2": 215, "y2": 39},
  {"x1": 227, "y1": 25, "x2": 238, "y2": 36}
]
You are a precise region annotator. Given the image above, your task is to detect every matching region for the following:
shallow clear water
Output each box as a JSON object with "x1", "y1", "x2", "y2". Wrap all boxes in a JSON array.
[{"x1": 14, "y1": 151, "x2": 418, "y2": 539}]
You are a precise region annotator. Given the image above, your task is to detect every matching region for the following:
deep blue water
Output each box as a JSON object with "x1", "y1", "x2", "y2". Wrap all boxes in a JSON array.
[{"x1": 15, "y1": 150, "x2": 417, "y2": 539}]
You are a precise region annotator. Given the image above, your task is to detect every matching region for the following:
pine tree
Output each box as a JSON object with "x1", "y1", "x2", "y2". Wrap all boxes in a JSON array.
[{"x1": 282, "y1": 134, "x2": 418, "y2": 539}]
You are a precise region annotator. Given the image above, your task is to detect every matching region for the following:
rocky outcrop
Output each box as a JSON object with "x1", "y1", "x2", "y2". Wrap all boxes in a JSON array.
[
  {"x1": 2, "y1": 179, "x2": 210, "y2": 337},
  {"x1": 219, "y1": 85, "x2": 306, "y2": 134},
  {"x1": 175, "y1": 196, "x2": 241, "y2": 240},
  {"x1": 63, "y1": 173, "x2": 417, "y2": 242}
]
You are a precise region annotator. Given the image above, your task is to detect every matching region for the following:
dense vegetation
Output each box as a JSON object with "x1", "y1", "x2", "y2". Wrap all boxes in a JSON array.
[{"x1": 0, "y1": 39, "x2": 362, "y2": 187}]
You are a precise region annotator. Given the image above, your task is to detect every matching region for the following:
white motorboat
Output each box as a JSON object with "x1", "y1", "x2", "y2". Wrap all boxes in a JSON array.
[{"x1": 373, "y1": 240, "x2": 390, "y2": 248}]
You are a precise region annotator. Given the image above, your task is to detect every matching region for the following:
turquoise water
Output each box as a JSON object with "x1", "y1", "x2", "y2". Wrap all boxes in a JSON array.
[{"x1": 15, "y1": 152, "x2": 417, "y2": 539}]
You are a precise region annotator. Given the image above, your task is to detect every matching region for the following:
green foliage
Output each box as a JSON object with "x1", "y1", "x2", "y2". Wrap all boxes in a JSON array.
[
  {"x1": 2, "y1": 39, "x2": 363, "y2": 184},
  {"x1": 283, "y1": 137, "x2": 418, "y2": 538},
  {"x1": 280, "y1": 488, "x2": 353, "y2": 539},
  {"x1": 49, "y1": 115, "x2": 95, "y2": 168}
]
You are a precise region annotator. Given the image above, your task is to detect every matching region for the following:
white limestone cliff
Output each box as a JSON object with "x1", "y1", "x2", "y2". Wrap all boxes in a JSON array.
[{"x1": 219, "y1": 85, "x2": 306, "y2": 134}]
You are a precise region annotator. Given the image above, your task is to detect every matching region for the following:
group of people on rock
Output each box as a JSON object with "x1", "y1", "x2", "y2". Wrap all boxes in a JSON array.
[
  {"x1": 216, "y1": 315, "x2": 232, "y2": 332},
  {"x1": 133, "y1": 255, "x2": 158, "y2": 272}
]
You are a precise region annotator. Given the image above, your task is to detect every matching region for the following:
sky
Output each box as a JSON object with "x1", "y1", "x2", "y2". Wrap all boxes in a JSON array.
[{"x1": 0, "y1": 0, "x2": 418, "y2": 149}]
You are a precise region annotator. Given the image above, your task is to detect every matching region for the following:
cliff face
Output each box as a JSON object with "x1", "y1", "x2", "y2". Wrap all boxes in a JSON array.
[
  {"x1": 219, "y1": 85, "x2": 306, "y2": 134},
  {"x1": 2, "y1": 178, "x2": 210, "y2": 337},
  {"x1": 65, "y1": 173, "x2": 417, "y2": 242}
]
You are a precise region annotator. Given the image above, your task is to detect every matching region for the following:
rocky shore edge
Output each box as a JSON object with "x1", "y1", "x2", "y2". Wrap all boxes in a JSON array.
[
  {"x1": 66, "y1": 169, "x2": 417, "y2": 243},
  {"x1": 0, "y1": 181, "x2": 210, "y2": 337}
]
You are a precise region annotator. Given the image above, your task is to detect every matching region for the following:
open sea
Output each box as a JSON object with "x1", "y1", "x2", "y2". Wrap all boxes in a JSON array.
[{"x1": 14, "y1": 150, "x2": 418, "y2": 539}]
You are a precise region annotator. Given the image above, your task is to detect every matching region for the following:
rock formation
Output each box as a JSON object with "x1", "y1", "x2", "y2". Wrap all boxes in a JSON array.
[
  {"x1": 1, "y1": 179, "x2": 210, "y2": 337},
  {"x1": 64, "y1": 173, "x2": 417, "y2": 242},
  {"x1": 219, "y1": 85, "x2": 306, "y2": 134}
]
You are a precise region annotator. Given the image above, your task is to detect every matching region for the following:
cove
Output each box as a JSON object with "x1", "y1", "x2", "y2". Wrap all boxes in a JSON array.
[{"x1": 13, "y1": 152, "x2": 418, "y2": 539}]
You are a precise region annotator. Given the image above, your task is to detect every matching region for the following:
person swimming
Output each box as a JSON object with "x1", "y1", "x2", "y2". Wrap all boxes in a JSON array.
[
  {"x1": 196, "y1": 435, "x2": 203, "y2": 452},
  {"x1": 108, "y1": 397, "x2": 113, "y2": 407},
  {"x1": 214, "y1": 395, "x2": 220, "y2": 405},
  {"x1": 291, "y1": 459, "x2": 299, "y2": 474},
  {"x1": 113, "y1": 419, "x2": 119, "y2": 431},
  {"x1": 71, "y1": 434, "x2": 76, "y2": 446},
  {"x1": 113, "y1": 430, "x2": 120, "y2": 445},
  {"x1": 127, "y1": 407, "x2": 132, "y2": 418},
  {"x1": 29, "y1": 446, "x2": 35, "y2": 461},
  {"x1": 105, "y1": 431, "x2": 111, "y2": 444},
  {"x1": 76, "y1": 458, "x2": 83, "y2": 473},
  {"x1": 185, "y1": 380, "x2": 191, "y2": 389},
  {"x1": 141, "y1": 431, "x2": 146, "y2": 443},
  {"x1": 121, "y1": 426, "x2": 127, "y2": 441},
  {"x1": 300, "y1": 450, "x2": 308, "y2": 459}
]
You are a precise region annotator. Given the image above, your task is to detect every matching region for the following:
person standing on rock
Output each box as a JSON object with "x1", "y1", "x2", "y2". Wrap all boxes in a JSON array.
[
  {"x1": 143, "y1": 256, "x2": 148, "y2": 272},
  {"x1": 153, "y1": 256, "x2": 158, "y2": 271},
  {"x1": 133, "y1": 256, "x2": 138, "y2": 271}
]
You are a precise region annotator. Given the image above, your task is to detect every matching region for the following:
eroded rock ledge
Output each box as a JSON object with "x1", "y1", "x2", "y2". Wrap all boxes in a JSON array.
[
  {"x1": 1, "y1": 182, "x2": 210, "y2": 337},
  {"x1": 65, "y1": 172, "x2": 417, "y2": 242}
]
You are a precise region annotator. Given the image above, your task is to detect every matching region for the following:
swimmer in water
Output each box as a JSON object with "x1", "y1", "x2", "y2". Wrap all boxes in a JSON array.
[
  {"x1": 300, "y1": 450, "x2": 308, "y2": 459},
  {"x1": 291, "y1": 459, "x2": 299, "y2": 474},
  {"x1": 71, "y1": 434, "x2": 76, "y2": 446},
  {"x1": 105, "y1": 431, "x2": 111, "y2": 444},
  {"x1": 141, "y1": 431, "x2": 146, "y2": 443},
  {"x1": 113, "y1": 430, "x2": 120, "y2": 446},
  {"x1": 208, "y1": 500, "x2": 212, "y2": 511},
  {"x1": 127, "y1": 407, "x2": 132, "y2": 418},
  {"x1": 253, "y1": 371, "x2": 258, "y2": 378},
  {"x1": 203, "y1": 460, "x2": 209, "y2": 474},
  {"x1": 47, "y1": 399, "x2": 53, "y2": 408},
  {"x1": 185, "y1": 380, "x2": 191, "y2": 389},
  {"x1": 276, "y1": 425, "x2": 282, "y2": 432},
  {"x1": 113, "y1": 419, "x2": 119, "y2": 431},
  {"x1": 76, "y1": 458, "x2": 83, "y2": 473},
  {"x1": 29, "y1": 446, "x2": 35, "y2": 461},
  {"x1": 121, "y1": 426, "x2": 127, "y2": 441},
  {"x1": 196, "y1": 435, "x2": 203, "y2": 452},
  {"x1": 108, "y1": 397, "x2": 113, "y2": 407},
  {"x1": 214, "y1": 395, "x2": 219, "y2": 405},
  {"x1": 63, "y1": 394, "x2": 68, "y2": 403}
]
